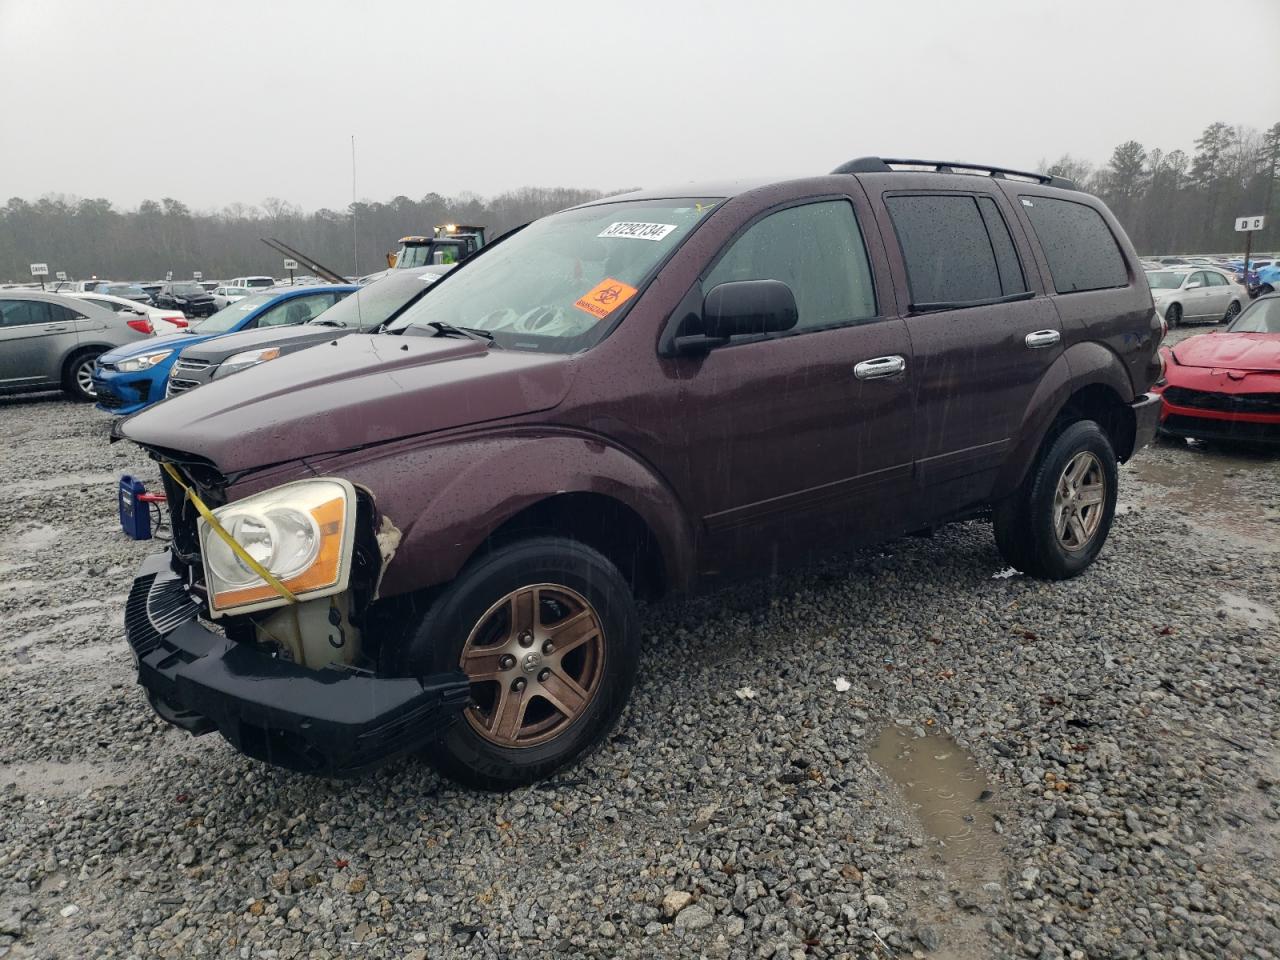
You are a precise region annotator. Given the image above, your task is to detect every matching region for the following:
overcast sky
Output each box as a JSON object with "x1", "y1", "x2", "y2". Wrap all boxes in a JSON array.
[{"x1": 2, "y1": 0, "x2": 1278, "y2": 212}]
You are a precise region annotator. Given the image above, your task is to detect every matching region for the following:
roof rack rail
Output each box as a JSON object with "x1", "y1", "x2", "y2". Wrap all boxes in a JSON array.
[{"x1": 831, "y1": 156, "x2": 1076, "y2": 191}]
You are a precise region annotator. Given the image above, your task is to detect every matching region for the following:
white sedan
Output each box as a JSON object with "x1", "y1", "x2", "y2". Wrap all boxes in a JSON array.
[
  {"x1": 68, "y1": 292, "x2": 190, "y2": 335},
  {"x1": 211, "y1": 285, "x2": 253, "y2": 310},
  {"x1": 1146, "y1": 268, "x2": 1247, "y2": 327}
]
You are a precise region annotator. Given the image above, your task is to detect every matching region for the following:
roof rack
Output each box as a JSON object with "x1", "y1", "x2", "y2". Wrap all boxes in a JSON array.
[{"x1": 831, "y1": 156, "x2": 1076, "y2": 191}]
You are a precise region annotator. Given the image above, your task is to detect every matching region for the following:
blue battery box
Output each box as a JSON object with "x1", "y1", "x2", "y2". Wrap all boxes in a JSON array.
[{"x1": 119, "y1": 474, "x2": 153, "y2": 540}]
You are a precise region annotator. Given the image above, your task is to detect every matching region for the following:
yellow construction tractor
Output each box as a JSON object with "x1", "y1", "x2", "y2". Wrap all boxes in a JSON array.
[{"x1": 386, "y1": 224, "x2": 487, "y2": 269}]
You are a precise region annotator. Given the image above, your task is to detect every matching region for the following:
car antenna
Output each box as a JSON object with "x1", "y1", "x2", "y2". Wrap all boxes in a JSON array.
[{"x1": 351, "y1": 134, "x2": 363, "y2": 329}]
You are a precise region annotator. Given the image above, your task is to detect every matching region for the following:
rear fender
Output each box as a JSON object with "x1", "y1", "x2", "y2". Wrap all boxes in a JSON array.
[
  {"x1": 994, "y1": 342, "x2": 1135, "y2": 500},
  {"x1": 303, "y1": 432, "x2": 696, "y2": 599}
]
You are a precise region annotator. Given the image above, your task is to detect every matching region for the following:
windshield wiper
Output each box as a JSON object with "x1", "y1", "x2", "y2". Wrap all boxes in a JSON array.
[
  {"x1": 310, "y1": 319, "x2": 346, "y2": 327},
  {"x1": 425, "y1": 321, "x2": 496, "y2": 345}
]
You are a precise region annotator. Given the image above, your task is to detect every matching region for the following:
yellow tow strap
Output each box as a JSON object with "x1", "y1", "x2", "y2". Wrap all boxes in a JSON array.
[{"x1": 161, "y1": 462, "x2": 297, "y2": 604}]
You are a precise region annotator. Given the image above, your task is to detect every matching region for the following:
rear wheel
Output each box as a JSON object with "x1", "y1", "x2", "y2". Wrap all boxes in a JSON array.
[
  {"x1": 1221, "y1": 300, "x2": 1240, "y2": 324},
  {"x1": 400, "y1": 536, "x2": 640, "y2": 790},
  {"x1": 1165, "y1": 303, "x2": 1182, "y2": 328},
  {"x1": 993, "y1": 421, "x2": 1118, "y2": 580},
  {"x1": 63, "y1": 351, "x2": 101, "y2": 401}
]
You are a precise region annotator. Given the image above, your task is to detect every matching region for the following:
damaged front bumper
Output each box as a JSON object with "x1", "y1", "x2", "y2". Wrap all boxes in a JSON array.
[{"x1": 124, "y1": 552, "x2": 470, "y2": 776}]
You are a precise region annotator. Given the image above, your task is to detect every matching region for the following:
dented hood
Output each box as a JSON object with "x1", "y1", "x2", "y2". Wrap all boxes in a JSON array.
[
  {"x1": 1171, "y1": 332, "x2": 1280, "y2": 371},
  {"x1": 116, "y1": 332, "x2": 576, "y2": 473}
]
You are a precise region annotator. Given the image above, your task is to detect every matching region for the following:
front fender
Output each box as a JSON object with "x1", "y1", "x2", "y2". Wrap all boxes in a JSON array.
[
  {"x1": 993, "y1": 341, "x2": 1136, "y2": 499},
  {"x1": 309, "y1": 430, "x2": 696, "y2": 598}
]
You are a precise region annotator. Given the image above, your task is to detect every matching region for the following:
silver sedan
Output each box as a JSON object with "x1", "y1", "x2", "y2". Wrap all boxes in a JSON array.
[{"x1": 1146, "y1": 268, "x2": 1246, "y2": 327}]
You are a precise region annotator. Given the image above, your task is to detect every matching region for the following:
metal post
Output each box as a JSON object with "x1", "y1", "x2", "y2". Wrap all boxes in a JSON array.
[{"x1": 1243, "y1": 229, "x2": 1253, "y2": 293}]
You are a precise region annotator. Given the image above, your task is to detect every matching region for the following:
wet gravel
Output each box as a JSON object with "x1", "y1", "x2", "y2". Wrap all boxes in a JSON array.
[{"x1": 1, "y1": 392, "x2": 1278, "y2": 959}]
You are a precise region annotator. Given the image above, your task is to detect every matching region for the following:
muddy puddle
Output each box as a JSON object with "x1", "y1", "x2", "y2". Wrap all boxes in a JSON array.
[
  {"x1": 0, "y1": 760, "x2": 134, "y2": 798},
  {"x1": 1217, "y1": 591, "x2": 1278, "y2": 629},
  {"x1": 1125, "y1": 448, "x2": 1280, "y2": 552},
  {"x1": 1, "y1": 523, "x2": 63, "y2": 556},
  {"x1": 870, "y1": 727, "x2": 1009, "y2": 957},
  {"x1": 7, "y1": 472, "x2": 118, "y2": 498}
]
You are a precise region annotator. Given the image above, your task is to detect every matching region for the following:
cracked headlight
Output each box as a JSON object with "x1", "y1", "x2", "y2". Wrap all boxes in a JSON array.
[
  {"x1": 198, "y1": 478, "x2": 357, "y2": 616},
  {"x1": 216, "y1": 346, "x2": 282, "y2": 378},
  {"x1": 116, "y1": 350, "x2": 173, "y2": 373}
]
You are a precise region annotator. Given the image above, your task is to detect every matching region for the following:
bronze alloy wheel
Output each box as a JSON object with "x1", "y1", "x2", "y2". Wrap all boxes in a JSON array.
[
  {"x1": 459, "y1": 584, "x2": 605, "y2": 748},
  {"x1": 1053, "y1": 451, "x2": 1106, "y2": 552}
]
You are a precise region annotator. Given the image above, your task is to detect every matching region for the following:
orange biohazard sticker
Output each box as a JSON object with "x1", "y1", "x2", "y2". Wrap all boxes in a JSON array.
[{"x1": 573, "y1": 277, "x2": 638, "y2": 320}]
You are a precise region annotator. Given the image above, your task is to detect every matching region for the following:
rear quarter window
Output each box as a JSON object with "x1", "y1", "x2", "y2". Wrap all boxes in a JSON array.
[{"x1": 1020, "y1": 196, "x2": 1128, "y2": 294}]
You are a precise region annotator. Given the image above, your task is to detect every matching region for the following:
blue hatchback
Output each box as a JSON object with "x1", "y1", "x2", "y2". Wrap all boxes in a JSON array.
[{"x1": 93, "y1": 285, "x2": 356, "y2": 414}]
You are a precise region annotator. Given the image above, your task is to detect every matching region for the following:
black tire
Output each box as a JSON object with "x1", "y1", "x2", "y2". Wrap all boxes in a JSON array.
[
  {"x1": 62, "y1": 350, "x2": 101, "y2": 401},
  {"x1": 992, "y1": 420, "x2": 1119, "y2": 580},
  {"x1": 1165, "y1": 303, "x2": 1181, "y2": 328},
  {"x1": 1221, "y1": 300, "x2": 1241, "y2": 325},
  {"x1": 398, "y1": 536, "x2": 640, "y2": 790}
]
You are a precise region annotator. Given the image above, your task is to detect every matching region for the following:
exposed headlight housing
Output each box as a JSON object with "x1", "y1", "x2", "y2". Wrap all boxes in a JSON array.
[
  {"x1": 216, "y1": 347, "x2": 282, "y2": 377},
  {"x1": 116, "y1": 350, "x2": 173, "y2": 373},
  {"x1": 198, "y1": 478, "x2": 357, "y2": 616}
]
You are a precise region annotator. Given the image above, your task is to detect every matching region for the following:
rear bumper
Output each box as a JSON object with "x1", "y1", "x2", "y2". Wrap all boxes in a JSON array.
[
  {"x1": 1130, "y1": 391, "x2": 1161, "y2": 456},
  {"x1": 125, "y1": 552, "x2": 471, "y2": 776}
]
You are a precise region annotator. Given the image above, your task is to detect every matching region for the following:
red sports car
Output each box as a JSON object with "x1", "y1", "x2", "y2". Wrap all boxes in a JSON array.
[{"x1": 1156, "y1": 294, "x2": 1280, "y2": 446}]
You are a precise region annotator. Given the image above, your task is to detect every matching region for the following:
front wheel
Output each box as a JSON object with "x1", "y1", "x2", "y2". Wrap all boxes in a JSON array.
[
  {"x1": 1165, "y1": 303, "x2": 1182, "y2": 328},
  {"x1": 993, "y1": 421, "x2": 1119, "y2": 580},
  {"x1": 400, "y1": 536, "x2": 640, "y2": 790},
  {"x1": 63, "y1": 351, "x2": 101, "y2": 401}
]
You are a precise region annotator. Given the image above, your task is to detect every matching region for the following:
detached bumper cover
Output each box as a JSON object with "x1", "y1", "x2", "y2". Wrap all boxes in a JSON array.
[
  {"x1": 125, "y1": 552, "x2": 471, "y2": 775},
  {"x1": 1130, "y1": 391, "x2": 1161, "y2": 454}
]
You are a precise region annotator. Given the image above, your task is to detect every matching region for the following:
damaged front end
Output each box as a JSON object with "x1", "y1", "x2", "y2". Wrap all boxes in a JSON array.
[{"x1": 125, "y1": 454, "x2": 468, "y2": 775}]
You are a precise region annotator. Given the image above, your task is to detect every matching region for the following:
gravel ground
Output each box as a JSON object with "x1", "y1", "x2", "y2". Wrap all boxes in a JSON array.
[{"x1": 1, "y1": 387, "x2": 1277, "y2": 960}]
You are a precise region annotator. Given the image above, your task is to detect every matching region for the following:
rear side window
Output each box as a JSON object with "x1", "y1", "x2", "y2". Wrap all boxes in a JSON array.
[
  {"x1": 704, "y1": 200, "x2": 877, "y2": 331},
  {"x1": 0, "y1": 300, "x2": 52, "y2": 327},
  {"x1": 1020, "y1": 196, "x2": 1128, "y2": 294},
  {"x1": 885, "y1": 194, "x2": 1027, "y2": 308}
]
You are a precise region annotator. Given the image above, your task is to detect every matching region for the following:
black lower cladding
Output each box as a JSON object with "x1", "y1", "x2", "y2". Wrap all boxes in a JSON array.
[{"x1": 125, "y1": 552, "x2": 472, "y2": 775}]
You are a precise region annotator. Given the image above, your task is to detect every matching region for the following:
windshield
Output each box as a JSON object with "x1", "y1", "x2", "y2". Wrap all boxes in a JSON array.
[
  {"x1": 104, "y1": 283, "x2": 145, "y2": 297},
  {"x1": 171, "y1": 283, "x2": 204, "y2": 296},
  {"x1": 190, "y1": 292, "x2": 274, "y2": 333},
  {"x1": 395, "y1": 244, "x2": 434, "y2": 269},
  {"x1": 308, "y1": 271, "x2": 439, "y2": 329},
  {"x1": 1228, "y1": 297, "x2": 1280, "y2": 334},
  {"x1": 388, "y1": 199, "x2": 719, "y2": 351},
  {"x1": 1148, "y1": 272, "x2": 1187, "y2": 289},
  {"x1": 244, "y1": 277, "x2": 273, "y2": 288}
]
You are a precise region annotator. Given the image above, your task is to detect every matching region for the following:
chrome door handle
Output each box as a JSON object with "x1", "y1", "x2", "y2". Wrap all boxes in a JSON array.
[
  {"x1": 1025, "y1": 329, "x2": 1061, "y2": 349},
  {"x1": 854, "y1": 355, "x2": 906, "y2": 380},
  {"x1": 43, "y1": 324, "x2": 69, "y2": 332}
]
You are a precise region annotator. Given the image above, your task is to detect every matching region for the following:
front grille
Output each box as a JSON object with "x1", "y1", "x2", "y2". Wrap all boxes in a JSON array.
[
  {"x1": 167, "y1": 378, "x2": 200, "y2": 397},
  {"x1": 1163, "y1": 387, "x2": 1280, "y2": 415},
  {"x1": 1163, "y1": 414, "x2": 1280, "y2": 443},
  {"x1": 125, "y1": 573, "x2": 201, "y2": 657},
  {"x1": 96, "y1": 390, "x2": 127, "y2": 409},
  {"x1": 173, "y1": 358, "x2": 211, "y2": 373}
]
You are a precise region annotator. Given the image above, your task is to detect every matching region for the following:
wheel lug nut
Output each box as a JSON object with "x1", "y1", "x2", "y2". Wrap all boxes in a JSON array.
[
  {"x1": 512, "y1": 677, "x2": 526, "y2": 692},
  {"x1": 500, "y1": 655, "x2": 515, "y2": 670},
  {"x1": 538, "y1": 668, "x2": 551, "y2": 682},
  {"x1": 542, "y1": 640, "x2": 554, "y2": 654},
  {"x1": 518, "y1": 631, "x2": 534, "y2": 647}
]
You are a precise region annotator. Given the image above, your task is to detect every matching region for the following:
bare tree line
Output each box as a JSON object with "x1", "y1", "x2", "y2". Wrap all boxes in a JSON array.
[
  {"x1": 1040, "y1": 121, "x2": 1280, "y2": 255},
  {"x1": 0, "y1": 186, "x2": 616, "y2": 284},
  {"x1": 3, "y1": 120, "x2": 1278, "y2": 283}
]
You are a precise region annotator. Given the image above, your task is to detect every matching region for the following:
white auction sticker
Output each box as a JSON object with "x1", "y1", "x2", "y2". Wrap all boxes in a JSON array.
[{"x1": 598, "y1": 221, "x2": 678, "y2": 242}]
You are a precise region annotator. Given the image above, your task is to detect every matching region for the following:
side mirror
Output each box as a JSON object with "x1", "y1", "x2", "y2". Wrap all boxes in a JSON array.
[
  {"x1": 1186, "y1": 281, "x2": 1201, "y2": 289},
  {"x1": 702, "y1": 279, "x2": 798, "y2": 340}
]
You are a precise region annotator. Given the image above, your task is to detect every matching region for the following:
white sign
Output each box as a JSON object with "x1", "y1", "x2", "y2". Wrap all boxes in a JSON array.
[
  {"x1": 166, "y1": 271, "x2": 173, "y2": 281},
  {"x1": 29, "y1": 263, "x2": 49, "y2": 277},
  {"x1": 1235, "y1": 215, "x2": 1265, "y2": 232},
  {"x1": 55, "y1": 271, "x2": 67, "y2": 281},
  {"x1": 598, "y1": 221, "x2": 678, "y2": 242},
  {"x1": 193, "y1": 270, "x2": 203, "y2": 280},
  {"x1": 283, "y1": 258, "x2": 299, "y2": 270}
]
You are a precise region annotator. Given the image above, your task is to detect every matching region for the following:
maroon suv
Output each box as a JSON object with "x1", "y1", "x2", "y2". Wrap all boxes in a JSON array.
[{"x1": 117, "y1": 157, "x2": 1162, "y2": 788}]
